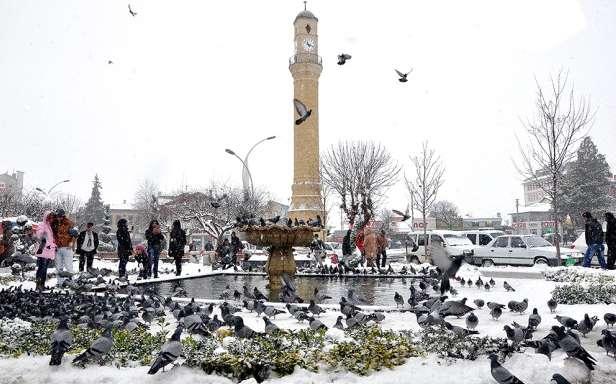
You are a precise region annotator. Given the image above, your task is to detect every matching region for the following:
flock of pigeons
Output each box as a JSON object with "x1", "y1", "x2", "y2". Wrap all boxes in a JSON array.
[{"x1": 234, "y1": 214, "x2": 323, "y2": 229}]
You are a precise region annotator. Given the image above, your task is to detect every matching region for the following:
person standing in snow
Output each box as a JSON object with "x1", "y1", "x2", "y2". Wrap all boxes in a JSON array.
[
  {"x1": 116, "y1": 218, "x2": 132, "y2": 278},
  {"x1": 605, "y1": 212, "x2": 616, "y2": 270},
  {"x1": 145, "y1": 220, "x2": 165, "y2": 278},
  {"x1": 216, "y1": 238, "x2": 233, "y2": 270},
  {"x1": 34, "y1": 211, "x2": 57, "y2": 291},
  {"x1": 582, "y1": 211, "x2": 606, "y2": 269},
  {"x1": 310, "y1": 233, "x2": 325, "y2": 267},
  {"x1": 363, "y1": 227, "x2": 378, "y2": 268},
  {"x1": 168, "y1": 220, "x2": 187, "y2": 276},
  {"x1": 356, "y1": 227, "x2": 366, "y2": 266},
  {"x1": 75, "y1": 222, "x2": 98, "y2": 272},
  {"x1": 51, "y1": 209, "x2": 75, "y2": 287},
  {"x1": 230, "y1": 231, "x2": 243, "y2": 265}
]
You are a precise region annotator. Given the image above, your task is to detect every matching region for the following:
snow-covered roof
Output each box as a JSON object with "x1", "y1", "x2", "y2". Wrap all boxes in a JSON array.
[{"x1": 512, "y1": 202, "x2": 552, "y2": 214}]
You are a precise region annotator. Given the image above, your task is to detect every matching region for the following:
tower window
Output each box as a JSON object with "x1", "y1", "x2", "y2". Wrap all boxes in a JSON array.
[{"x1": 305, "y1": 24, "x2": 311, "y2": 33}]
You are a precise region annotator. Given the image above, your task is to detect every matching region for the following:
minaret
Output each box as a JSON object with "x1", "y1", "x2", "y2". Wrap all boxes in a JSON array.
[{"x1": 288, "y1": 5, "x2": 323, "y2": 224}]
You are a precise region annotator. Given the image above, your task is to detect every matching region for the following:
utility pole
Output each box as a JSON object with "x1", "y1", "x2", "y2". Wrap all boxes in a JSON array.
[{"x1": 514, "y1": 198, "x2": 520, "y2": 234}]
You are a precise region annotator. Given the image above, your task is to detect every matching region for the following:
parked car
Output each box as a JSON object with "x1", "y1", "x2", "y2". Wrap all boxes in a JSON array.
[
  {"x1": 323, "y1": 242, "x2": 342, "y2": 259},
  {"x1": 472, "y1": 235, "x2": 583, "y2": 267},
  {"x1": 463, "y1": 230, "x2": 505, "y2": 246},
  {"x1": 405, "y1": 230, "x2": 476, "y2": 264}
]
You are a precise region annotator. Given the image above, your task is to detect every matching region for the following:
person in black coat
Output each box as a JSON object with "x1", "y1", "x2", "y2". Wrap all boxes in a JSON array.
[
  {"x1": 116, "y1": 219, "x2": 132, "y2": 278},
  {"x1": 145, "y1": 219, "x2": 165, "y2": 278},
  {"x1": 582, "y1": 211, "x2": 606, "y2": 269},
  {"x1": 168, "y1": 220, "x2": 187, "y2": 276},
  {"x1": 230, "y1": 231, "x2": 243, "y2": 265},
  {"x1": 605, "y1": 212, "x2": 616, "y2": 270},
  {"x1": 75, "y1": 222, "x2": 99, "y2": 272}
]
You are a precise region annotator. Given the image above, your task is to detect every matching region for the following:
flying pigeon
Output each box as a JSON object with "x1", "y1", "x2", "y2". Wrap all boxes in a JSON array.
[
  {"x1": 392, "y1": 205, "x2": 411, "y2": 221},
  {"x1": 128, "y1": 4, "x2": 137, "y2": 16},
  {"x1": 148, "y1": 326, "x2": 183, "y2": 374},
  {"x1": 337, "y1": 53, "x2": 352, "y2": 65},
  {"x1": 293, "y1": 98, "x2": 312, "y2": 125},
  {"x1": 395, "y1": 68, "x2": 412, "y2": 82}
]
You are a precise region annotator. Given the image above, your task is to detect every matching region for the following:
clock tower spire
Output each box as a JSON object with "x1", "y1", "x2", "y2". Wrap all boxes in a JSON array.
[{"x1": 288, "y1": 6, "x2": 323, "y2": 224}]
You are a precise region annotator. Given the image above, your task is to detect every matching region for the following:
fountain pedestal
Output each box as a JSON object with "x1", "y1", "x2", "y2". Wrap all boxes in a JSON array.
[{"x1": 242, "y1": 226, "x2": 315, "y2": 290}]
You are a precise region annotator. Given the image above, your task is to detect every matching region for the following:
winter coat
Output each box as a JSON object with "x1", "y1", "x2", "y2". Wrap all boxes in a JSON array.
[
  {"x1": 231, "y1": 235, "x2": 243, "y2": 255},
  {"x1": 363, "y1": 229, "x2": 378, "y2": 259},
  {"x1": 606, "y1": 214, "x2": 616, "y2": 245},
  {"x1": 134, "y1": 244, "x2": 148, "y2": 264},
  {"x1": 356, "y1": 230, "x2": 365, "y2": 253},
  {"x1": 168, "y1": 228, "x2": 187, "y2": 258},
  {"x1": 342, "y1": 231, "x2": 352, "y2": 256},
  {"x1": 585, "y1": 218, "x2": 604, "y2": 245},
  {"x1": 76, "y1": 231, "x2": 99, "y2": 255},
  {"x1": 145, "y1": 228, "x2": 165, "y2": 251},
  {"x1": 35, "y1": 212, "x2": 57, "y2": 260},
  {"x1": 376, "y1": 233, "x2": 388, "y2": 252},
  {"x1": 116, "y1": 225, "x2": 133, "y2": 258},
  {"x1": 53, "y1": 217, "x2": 75, "y2": 248}
]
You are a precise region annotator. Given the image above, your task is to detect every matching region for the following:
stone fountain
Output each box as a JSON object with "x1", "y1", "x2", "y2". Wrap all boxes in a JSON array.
[{"x1": 242, "y1": 225, "x2": 315, "y2": 290}]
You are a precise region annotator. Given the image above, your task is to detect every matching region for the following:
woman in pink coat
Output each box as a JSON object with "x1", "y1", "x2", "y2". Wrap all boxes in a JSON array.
[{"x1": 34, "y1": 211, "x2": 57, "y2": 291}]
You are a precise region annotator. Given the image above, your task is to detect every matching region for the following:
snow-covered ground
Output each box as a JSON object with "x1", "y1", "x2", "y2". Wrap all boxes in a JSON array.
[{"x1": 1, "y1": 258, "x2": 615, "y2": 383}]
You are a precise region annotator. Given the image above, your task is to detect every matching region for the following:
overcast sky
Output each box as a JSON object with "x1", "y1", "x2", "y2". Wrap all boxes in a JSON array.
[{"x1": 1, "y1": 0, "x2": 615, "y2": 225}]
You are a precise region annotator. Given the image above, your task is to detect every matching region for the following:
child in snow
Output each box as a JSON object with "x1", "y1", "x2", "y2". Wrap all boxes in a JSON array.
[{"x1": 134, "y1": 244, "x2": 149, "y2": 279}]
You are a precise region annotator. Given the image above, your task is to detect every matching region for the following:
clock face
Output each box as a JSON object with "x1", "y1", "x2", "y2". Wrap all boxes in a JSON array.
[{"x1": 303, "y1": 37, "x2": 315, "y2": 52}]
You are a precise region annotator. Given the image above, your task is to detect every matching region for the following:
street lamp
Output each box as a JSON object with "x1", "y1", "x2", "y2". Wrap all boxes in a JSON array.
[
  {"x1": 225, "y1": 136, "x2": 276, "y2": 201},
  {"x1": 225, "y1": 149, "x2": 255, "y2": 200},
  {"x1": 36, "y1": 179, "x2": 70, "y2": 196}
]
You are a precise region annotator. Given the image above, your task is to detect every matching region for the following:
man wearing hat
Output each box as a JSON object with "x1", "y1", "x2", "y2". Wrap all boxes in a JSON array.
[
  {"x1": 76, "y1": 222, "x2": 98, "y2": 272},
  {"x1": 52, "y1": 209, "x2": 76, "y2": 286}
]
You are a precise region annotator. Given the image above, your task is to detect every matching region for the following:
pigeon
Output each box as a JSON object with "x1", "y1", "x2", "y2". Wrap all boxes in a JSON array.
[
  {"x1": 211, "y1": 201, "x2": 221, "y2": 209},
  {"x1": 263, "y1": 316, "x2": 280, "y2": 335},
  {"x1": 72, "y1": 326, "x2": 113, "y2": 365},
  {"x1": 528, "y1": 308, "x2": 541, "y2": 329},
  {"x1": 308, "y1": 316, "x2": 327, "y2": 331},
  {"x1": 439, "y1": 300, "x2": 474, "y2": 318},
  {"x1": 487, "y1": 302, "x2": 506, "y2": 310},
  {"x1": 337, "y1": 53, "x2": 352, "y2": 65},
  {"x1": 233, "y1": 316, "x2": 259, "y2": 339},
  {"x1": 253, "y1": 287, "x2": 268, "y2": 301},
  {"x1": 286, "y1": 218, "x2": 293, "y2": 227},
  {"x1": 474, "y1": 299, "x2": 485, "y2": 309},
  {"x1": 267, "y1": 215, "x2": 280, "y2": 224},
  {"x1": 524, "y1": 338, "x2": 557, "y2": 361},
  {"x1": 395, "y1": 68, "x2": 412, "y2": 83},
  {"x1": 491, "y1": 306, "x2": 503, "y2": 320},
  {"x1": 475, "y1": 277, "x2": 483, "y2": 289},
  {"x1": 293, "y1": 98, "x2": 312, "y2": 125},
  {"x1": 577, "y1": 314, "x2": 599, "y2": 337},
  {"x1": 550, "y1": 374, "x2": 572, "y2": 384},
  {"x1": 49, "y1": 318, "x2": 73, "y2": 366},
  {"x1": 484, "y1": 283, "x2": 491, "y2": 291},
  {"x1": 394, "y1": 291, "x2": 404, "y2": 308},
  {"x1": 444, "y1": 321, "x2": 479, "y2": 338},
  {"x1": 313, "y1": 288, "x2": 332, "y2": 303},
  {"x1": 308, "y1": 300, "x2": 325, "y2": 317},
  {"x1": 547, "y1": 298, "x2": 558, "y2": 313},
  {"x1": 489, "y1": 277, "x2": 496, "y2": 287},
  {"x1": 555, "y1": 315, "x2": 578, "y2": 329},
  {"x1": 334, "y1": 316, "x2": 345, "y2": 330},
  {"x1": 551, "y1": 326, "x2": 596, "y2": 370},
  {"x1": 488, "y1": 353, "x2": 525, "y2": 384},
  {"x1": 107, "y1": 60, "x2": 113, "y2": 64},
  {"x1": 392, "y1": 205, "x2": 411, "y2": 221},
  {"x1": 263, "y1": 306, "x2": 285, "y2": 319},
  {"x1": 128, "y1": 4, "x2": 137, "y2": 16},
  {"x1": 243, "y1": 286, "x2": 255, "y2": 300},
  {"x1": 466, "y1": 312, "x2": 478, "y2": 330},
  {"x1": 467, "y1": 278, "x2": 473, "y2": 287},
  {"x1": 504, "y1": 325, "x2": 526, "y2": 345},
  {"x1": 259, "y1": 218, "x2": 266, "y2": 226},
  {"x1": 148, "y1": 326, "x2": 183, "y2": 374},
  {"x1": 597, "y1": 329, "x2": 616, "y2": 357},
  {"x1": 233, "y1": 290, "x2": 242, "y2": 301},
  {"x1": 605, "y1": 313, "x2": 616, "y2": 327},
  {"x1": 504, "y1": 281, "x2": 516, "y2": 292},
  {"x1": 508, "y1": 299, "x2": 528, "y2": 314}
]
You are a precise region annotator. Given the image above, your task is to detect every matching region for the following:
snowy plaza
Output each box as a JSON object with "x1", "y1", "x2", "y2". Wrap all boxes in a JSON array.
[{"x1": 2, "y1": 1, "x2": 616, "y2": 384}]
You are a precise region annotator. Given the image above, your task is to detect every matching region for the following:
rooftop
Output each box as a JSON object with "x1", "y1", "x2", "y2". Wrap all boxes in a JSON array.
[{"x1": 295, "y1": 9, "x2": 317, "y2": 22}]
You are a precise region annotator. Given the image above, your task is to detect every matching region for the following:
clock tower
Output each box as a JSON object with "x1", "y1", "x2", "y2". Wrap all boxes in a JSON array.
[{"x1": 288, "y1": 6, "x2": 323, "y2": 224}]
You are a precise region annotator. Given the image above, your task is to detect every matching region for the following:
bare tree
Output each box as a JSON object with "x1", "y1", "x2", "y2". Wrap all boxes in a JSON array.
[
  {"x1": 430, "y1": 200, "x2": 461, "y2": 230},
  {"x1": 0, "y1": 190, "x2": 83, "y2": 222},
  {"x1": 405, "y1": 141, "x2": 445, "y2": 247},
  {"x1": 517, "y1": 71, "x2": 592, "y2": 258},
  {"x1": 134, "y1": 179, "x2": 160, "y2": 218},
  {"x1": 377, "y1": 208, "x2": 395, "y2": 236},
  {"x1": 322, "y1": 141, "x2": 400, "y2": 234},
  {"x1": 160, "y1": 183, "x2": 267, "y2": 244}
]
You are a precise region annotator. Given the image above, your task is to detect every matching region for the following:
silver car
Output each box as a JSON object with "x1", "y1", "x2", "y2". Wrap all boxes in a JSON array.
[{"x1": 472, "y1": 235, "x2": 584, "y2": 267}]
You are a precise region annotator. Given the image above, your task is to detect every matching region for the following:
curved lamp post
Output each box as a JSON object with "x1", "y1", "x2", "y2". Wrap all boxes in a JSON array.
[
  {"x1": 36, "y1": 179, "x2": 70, "y2": 196},
  {"x1": 225, "y1": 149, "x2": 255, "y2": 200},
  {"x1": 226, "y1": 136, "x2": 276, "y2": 200}
]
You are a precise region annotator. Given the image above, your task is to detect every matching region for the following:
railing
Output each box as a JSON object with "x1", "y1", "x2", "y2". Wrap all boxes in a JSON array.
[{"x1": 289, "y1": 53, "x2": 322, "y2": 66}]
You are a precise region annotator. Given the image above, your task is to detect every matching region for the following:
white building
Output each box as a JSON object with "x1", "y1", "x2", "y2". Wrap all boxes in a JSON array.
[{"x1": 0, "y1": 171, "x2": 24, "y2": 195}]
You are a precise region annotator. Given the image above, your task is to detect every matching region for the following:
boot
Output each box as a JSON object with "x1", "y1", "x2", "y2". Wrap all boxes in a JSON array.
[{"x1": 35, "y1": 279, "x2": 44, "y2": 291}]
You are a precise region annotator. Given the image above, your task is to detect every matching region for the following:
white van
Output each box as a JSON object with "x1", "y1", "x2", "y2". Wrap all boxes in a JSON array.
[{"x1": 405, "y1": 230, "x2": 476, "y2": 264}]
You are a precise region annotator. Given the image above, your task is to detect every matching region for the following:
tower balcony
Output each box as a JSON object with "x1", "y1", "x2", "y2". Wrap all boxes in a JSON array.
[{"x1": 289, "y1": 53, "x2": 322, "y2": 67}]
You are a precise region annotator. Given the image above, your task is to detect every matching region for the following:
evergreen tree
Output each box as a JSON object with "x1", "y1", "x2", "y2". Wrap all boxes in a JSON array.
[
  {"x1": 97, "y1": 204, "x2": 115, "y2": 251},
  {"x1": 83, "y1": 175, "x2": 105, "y2": 227},
  {"x1": 563, "y1": 137, "x2": 612, "y2": 226}
]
